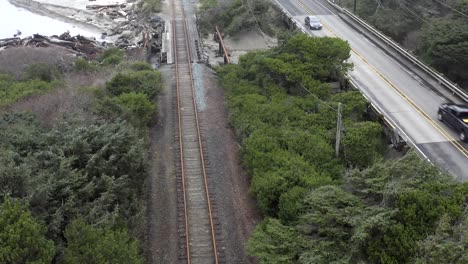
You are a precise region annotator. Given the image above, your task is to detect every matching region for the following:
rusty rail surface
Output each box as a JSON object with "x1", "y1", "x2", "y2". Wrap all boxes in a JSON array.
[{"x1": 172, "y1": 0, "x2": 219, "y2": 263}]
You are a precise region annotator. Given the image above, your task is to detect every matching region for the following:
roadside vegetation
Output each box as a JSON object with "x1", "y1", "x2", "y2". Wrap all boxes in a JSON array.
[
  {"x1": 0, "y1": 48, "x2": 160, "y2": 263},
  {"x1": 340, "y1": 0, "x2": 468, "y2": 90},
  {"x1": 218, "y1": 33, "x2": 468, "y2": 263},
  {"x1": 198, "y1": 0, "x2": 287, "y2": 36}
]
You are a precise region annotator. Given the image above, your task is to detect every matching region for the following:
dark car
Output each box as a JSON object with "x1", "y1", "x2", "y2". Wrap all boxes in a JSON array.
[
  {"x1": 305, "y1": 15, "x2": 322, "y2": 30},
  {"x1": 437, "y1": 103, "x2": 468, "y2": 142}
]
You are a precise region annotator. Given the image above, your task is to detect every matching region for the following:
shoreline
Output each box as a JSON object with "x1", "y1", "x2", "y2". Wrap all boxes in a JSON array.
[{"x1": 7, "y1": 0, "x2": 118, "y2": 35}]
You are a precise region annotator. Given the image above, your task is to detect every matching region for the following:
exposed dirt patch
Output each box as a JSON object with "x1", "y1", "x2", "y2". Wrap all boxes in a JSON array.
[{"x1": 204, "y1": 29, "x2": 277, "y2": 65}]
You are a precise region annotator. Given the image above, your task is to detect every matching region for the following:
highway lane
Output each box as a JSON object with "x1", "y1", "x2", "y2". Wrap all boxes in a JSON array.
[{"x1": 276, "y1": 0, "x2": 468, "y2": 180}]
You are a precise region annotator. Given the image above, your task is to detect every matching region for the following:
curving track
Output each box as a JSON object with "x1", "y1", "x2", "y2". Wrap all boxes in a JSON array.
[{"x1": 172, "y1": 0, "x2": 219, "y2": 263}]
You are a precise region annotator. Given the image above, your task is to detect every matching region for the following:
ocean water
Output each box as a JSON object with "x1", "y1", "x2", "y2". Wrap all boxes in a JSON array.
[{"x1": 0, "y1": 0, "x2": 102, "y2": 39}]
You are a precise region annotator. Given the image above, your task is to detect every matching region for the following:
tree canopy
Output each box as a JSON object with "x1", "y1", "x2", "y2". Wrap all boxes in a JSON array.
[
  {"x1": 0, "y1": 198, "x2": 55, "y2": 264},
  {"x1": 63, "y1": 219, "x2": 144, "y2": 264},
  {"x1": 218, "y1": 32, "x2": 468, "y2": 263},
  {"x1": 219, "y1": 34, "x2": 381, "y2": 219},
  {"x1": 247, "y1": 153, "x2": 468, "y2": 264},
  {"x1": 0, "y1": 58, "x2": 161, "y2": 262}
]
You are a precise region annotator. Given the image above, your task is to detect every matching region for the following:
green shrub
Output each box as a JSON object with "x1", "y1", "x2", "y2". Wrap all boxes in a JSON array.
[
  {"x1": 138, "y1": 0, "x2": 162, "y2": 13},
  {"x1": 0, "y1": 198, "x2": 55, "y2": 263},
  {"x1": 0, "y1": 78, "x2": 55, "y2": 106},
  {"x1": 74, "y1": 58, "x2": 98, "y2": 72},
  {"x1": 98, "y1": 48, "x2": 125, "y2": 65},
  {"x1": 198, "y1": 0, "x2": 283, "y2": 37},
  {"x1": 106, "y1": 70, "x2": 162, "y2": 99},
  {"x1": 24, "y1": 63, "x2": 57, "y2": 82},
  {"x1": 102, "y1": 55, "x2": 123, "y2": 66},
  {"x1": 129, "y1": 62, "x2": 153, "y2": 71},
  {"x1": 112, "y1": 92, "x2": 156, "y2": 126},
  {"x1": 4, "y1": 116, "x2": 148, "y2": 242},
  {"x1": 64, "y1": 219, "x2": 144, "y2": 264},
  {"x1": 342, "y1": 121, "x2": 385, "y2": 168},
  {"x1": 278, "y1": 186, "x2": 307, "y2": 222}
]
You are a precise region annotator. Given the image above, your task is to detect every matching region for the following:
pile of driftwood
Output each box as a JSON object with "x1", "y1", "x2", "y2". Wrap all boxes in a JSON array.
[
  {"x1": 0, "y1": 32, "x2": 103, "y2": 58},
  {"x1": 86, "y1": 3, "x2": 128, "y2": 19}
]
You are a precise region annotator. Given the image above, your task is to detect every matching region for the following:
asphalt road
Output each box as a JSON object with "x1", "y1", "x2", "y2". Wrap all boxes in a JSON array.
[{"x1": 276, "y1": 0, "x2": 468, "y2": 180}]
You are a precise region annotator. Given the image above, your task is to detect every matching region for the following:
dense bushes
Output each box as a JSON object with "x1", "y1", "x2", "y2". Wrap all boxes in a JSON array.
[
  {"x1": 219, "y1": 33, "x2": 467, "y2": 263},
  {"x1": 138, "y1": 0, "x2": 162, "y2": 13},
  {"x1": 129, "y1": 61, "x2": 153, "y2": 72},
  {"x1": 0, "y1": 73, "x2": 57, "y2": 106},
  {"x1": 0, "y1": 113, "x2": 147, "y2": 259},
  {"x1": 219, "y1": 34, "x2": 380, "y2": 219},
  {"x1": 0, "y1": 198, "x2": 55, "y2": 263},
  {"x1": 24, "y1": 63, "x2": 59, "y2": 82},
  {"x1": 112, "y1": 92, "x2": 157, "y2": 127},
  {"x1": 0, "y1": 52, "x2": 161, "y2": 262},
  {"x1": 64, "y1": 219, "x2": 144, "y2": 264},
  {"x1": 106, "y1": 70, "x2": 162, "y2": 98},
  {"x1": 248, "y1": 154, "x2": 468, "y2": 263},
  {"x1": 74, "y1": 47, "x2": 131, "y2": 72},
  {"x1": 95, "y1": 69, "x2": 161, "y2": 128},
  {"x1": 198, "y1": 0, "x2": 285, "y2": 36},
  {"x1": 74, "y1": 58, "x2": 99, "y2": 72},
  {"x1": 98, "y1": 47, "x2": 125, "y2": 65}
]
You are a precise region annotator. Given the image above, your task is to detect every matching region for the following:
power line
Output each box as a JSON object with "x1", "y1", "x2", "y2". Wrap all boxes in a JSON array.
[
  {"x1": 244, "y1": 0, "x2": 270, "y2": 41},
  {"x1": 431, "y1": 0, "x2": 468, "y2": 19},
  {"x1": 299, "y1": 83, "x2": 338, "y2": 112},
  {"x1": 394, "y1": 0, "x2": 432, "y2": 24}
]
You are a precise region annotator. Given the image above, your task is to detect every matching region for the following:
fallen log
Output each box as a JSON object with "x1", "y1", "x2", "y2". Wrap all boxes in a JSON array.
[
  {"x1": 48, "y1": 38, "x2": 77, "y2": 49},
  {"x1": 0, "y1": 37, "x2": 21, "y2": 42},
  {"x1": 86, "y1": 4, "x2": 125, "y2": 9}
]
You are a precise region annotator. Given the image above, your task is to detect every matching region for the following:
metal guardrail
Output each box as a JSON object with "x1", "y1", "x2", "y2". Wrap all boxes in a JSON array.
[
  {"x1": 325, "y1": 1, "x2": 468, "y2": 102},
  {"x1": 273, "y1": 0, "x2": 306, "y2": 34},
  {"x1": 347, "y1": 78, "x2": 430, "y2": 160},
  {"x1": 272, "y1": 0, "x2": 434, "y2": 161}
]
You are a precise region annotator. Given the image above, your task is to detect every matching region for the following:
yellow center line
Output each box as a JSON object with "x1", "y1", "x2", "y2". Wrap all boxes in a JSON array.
[{"x1": 295, "y1": 0, "x2": 468, "y2": 157}]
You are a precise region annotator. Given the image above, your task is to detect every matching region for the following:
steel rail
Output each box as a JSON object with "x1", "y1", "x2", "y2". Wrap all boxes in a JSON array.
[
  {"x1": 171, "y1": 2, "x2": 190, "y2": 262},
  {"x1": 172, "y1": 0, "x2": 219, "y2": 262},
  {"x1": 183, "y1": 19, "x2": 220, "y2": 264}
]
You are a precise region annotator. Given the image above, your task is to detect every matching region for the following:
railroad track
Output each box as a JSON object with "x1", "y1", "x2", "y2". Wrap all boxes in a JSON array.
[{"x1": 172, "y1": 0, "x2": 219, "y2": 263}]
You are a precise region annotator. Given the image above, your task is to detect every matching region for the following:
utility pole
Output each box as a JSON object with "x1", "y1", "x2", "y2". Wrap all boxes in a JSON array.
[
  {"x1": 353, "y1": 0, "x2": 357, "y2": 13},
  {"x1": 335, "y1": 102, "x2": 342, "y2": 158}
]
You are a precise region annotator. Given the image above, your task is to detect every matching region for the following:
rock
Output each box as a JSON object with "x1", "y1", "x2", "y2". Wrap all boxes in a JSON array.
[{"x1": 120, "y1": 30, "x2": 134, "y2": 38}]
